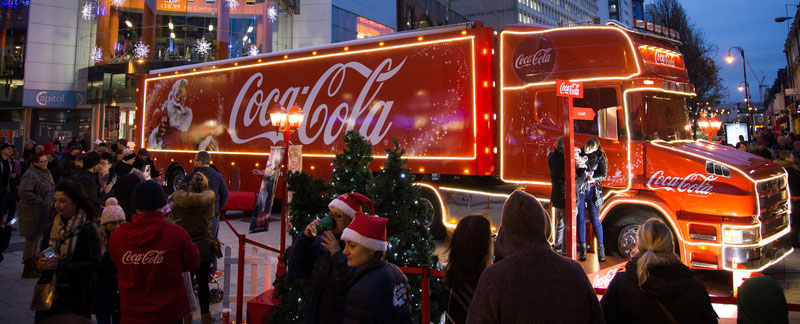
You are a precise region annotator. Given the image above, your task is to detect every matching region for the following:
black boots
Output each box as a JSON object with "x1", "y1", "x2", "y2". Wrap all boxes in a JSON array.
[
  {"x1": 579, "y1": 243, "x2": 587, "y2": 261},
  {"x1": 598, "y1": 244, "x2": 606, "y2": 262}
]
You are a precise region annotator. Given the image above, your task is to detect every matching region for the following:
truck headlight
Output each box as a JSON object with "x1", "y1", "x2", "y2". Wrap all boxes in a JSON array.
[{"x1": 723, "y1": 227, "x2": 760, "y2": 244}]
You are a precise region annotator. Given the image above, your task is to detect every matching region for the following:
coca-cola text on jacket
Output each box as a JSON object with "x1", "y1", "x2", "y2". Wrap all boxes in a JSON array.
[{"x1": 122, "y1": 250, "x2": 167, "y2": 265}]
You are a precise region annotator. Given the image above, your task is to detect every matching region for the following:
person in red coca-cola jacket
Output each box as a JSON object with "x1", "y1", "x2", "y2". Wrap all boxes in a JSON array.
[{"x1": 109, "y1": 180, "x2": 200, "y2": 324}]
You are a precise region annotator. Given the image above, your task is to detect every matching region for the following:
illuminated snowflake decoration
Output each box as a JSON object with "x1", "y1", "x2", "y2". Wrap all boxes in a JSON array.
[
  {"x1": 81, "y1": 2, "x2": 94, "y2": 20},
  {"x1": 110, "y1": 0, "x2": 126, "y2": 7},
  {"x1": 91, "y1": 46, "x2": 103, "y2": 63},
  {"x1": 225, "y1": 0, "x2": 239, "y2": 10},
  {"x1": 267, "y1": 6, "x2": 278, "y2": 23},
  {"x1": 248, "y1": 45, "x2": 259, "y2": 56},
  {"x1": 133, "y1": 41, "x2": 149, "y2": 59},
  {"x1": 195, "y1": 37, "x2": 211, "y2": 56}
]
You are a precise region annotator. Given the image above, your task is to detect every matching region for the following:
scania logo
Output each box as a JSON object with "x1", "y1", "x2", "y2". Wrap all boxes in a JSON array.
[
  {"x1": 512, "y1": 35, "x2": 556, "y2": 82},
  {"x1": 35, "y1": 91, "x2": 65, "y2": 106}
]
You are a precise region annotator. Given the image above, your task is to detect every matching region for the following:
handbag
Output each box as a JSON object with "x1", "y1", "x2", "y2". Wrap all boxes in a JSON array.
[
  {"x1": 30, "y1": 272, "x2": 56, "y2": 311},
  {"x1": 206, "y1": 227, "x2": 223, "y2": 258}
]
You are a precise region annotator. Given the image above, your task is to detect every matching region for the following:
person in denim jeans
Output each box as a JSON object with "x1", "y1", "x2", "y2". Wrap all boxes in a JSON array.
[{"x1": 577, "y1": 138, "x2": 606, "y2": 262}]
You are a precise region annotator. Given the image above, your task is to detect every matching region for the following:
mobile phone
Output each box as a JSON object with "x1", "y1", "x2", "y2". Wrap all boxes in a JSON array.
[
  {"x1": 43, "y1": 247, "x2": 56, "y2": 259},
  {"x1": 7, "y1": 217, "x2": 17, "y2": 226}
]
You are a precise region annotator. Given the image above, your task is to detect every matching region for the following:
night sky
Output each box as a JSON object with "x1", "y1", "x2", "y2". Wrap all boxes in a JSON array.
[{"x1": 679, "y1": 1, "x2": 796, "y2": 106}]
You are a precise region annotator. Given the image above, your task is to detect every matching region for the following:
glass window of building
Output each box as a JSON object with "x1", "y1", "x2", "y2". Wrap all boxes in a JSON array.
[{"x1": 332, "y1": 7, "x2": 393, "y2": 43}]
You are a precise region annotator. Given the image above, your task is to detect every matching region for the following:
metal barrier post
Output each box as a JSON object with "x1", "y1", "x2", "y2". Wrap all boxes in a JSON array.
[{"x1": 236, "y1": 233, "x2": 246, "y2": 324}]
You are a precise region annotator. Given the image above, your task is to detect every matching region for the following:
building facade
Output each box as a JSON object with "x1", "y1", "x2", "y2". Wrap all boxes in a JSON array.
[
  {"x1": 449, "y1": 0, "x2": 598, "y2": 30},
  {"x1": 397, "y1": 0, "x2": 468, "y2": 32},
  {"x1": 784, "y1": 4, "x2": 800, "y2": 133}
]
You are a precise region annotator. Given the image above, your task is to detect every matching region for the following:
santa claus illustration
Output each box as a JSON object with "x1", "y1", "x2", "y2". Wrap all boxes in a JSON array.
[{"x1": 148, "y1": 79, "x2": 192, "y2": 149}]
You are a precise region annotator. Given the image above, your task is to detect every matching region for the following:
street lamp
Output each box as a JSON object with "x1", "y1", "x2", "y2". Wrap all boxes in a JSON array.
[
  {"x1": 726, "y1": 46, "x2": 753, "y2": 139},
  {"x1": 710, "y1": 115, "x2": 722, "y2": 141},
  {"x1": 268, "y1": 103, "x2": 305, "y2": 275}
]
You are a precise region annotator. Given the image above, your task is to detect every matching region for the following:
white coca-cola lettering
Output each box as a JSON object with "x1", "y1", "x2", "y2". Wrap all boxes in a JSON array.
[
  {"x1": 514, "y1": 48, "x2": 553, "y2": 69},
  {"x1": 654, "y1": 50, "x2": 675, "y2": 67},
  {"x1": 122, "y1": 250, "x2": 167, "y2": 265},
  {"x1": 558, "y1": 82, "x2": 581, "y2": 96},
  {"x1": 646, "y1": 170, "x2": 717, "y2": 195},
  {"x1": 229, "y1": 58, "x2": 406, "y2": 146},
  {"x1": 592, "y1": 269, "x2": 619, "y2": 289}
]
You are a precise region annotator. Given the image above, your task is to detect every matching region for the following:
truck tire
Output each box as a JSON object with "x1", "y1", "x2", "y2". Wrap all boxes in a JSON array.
[
  {"x1": 166, "y1": 167, "x2": 186, "y2": 194},
  {"x1": 606, "y1": 209, "x2": 657, "y2": 260},
  {"x1": 420, "y1": 189, "x2": 446, "y2": 240}
]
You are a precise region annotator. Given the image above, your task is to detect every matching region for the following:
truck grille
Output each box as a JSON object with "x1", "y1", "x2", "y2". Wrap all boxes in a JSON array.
[{"x1": 758, "y1": 177, "x2": 790, "y2": 239}]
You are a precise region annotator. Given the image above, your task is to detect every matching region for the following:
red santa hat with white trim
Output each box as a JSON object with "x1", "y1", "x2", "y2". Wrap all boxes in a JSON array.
[
  {"x1": 341, "y1": 212, "x2": 388, "y2": 252},
  {"x1": 328, "y1": 192, "x2": 374, "y2": 218}
]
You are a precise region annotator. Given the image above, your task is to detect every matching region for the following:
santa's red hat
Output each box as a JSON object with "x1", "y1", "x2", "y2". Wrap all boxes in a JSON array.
[
  {"x1": 328, "y1": 192, "x2": 373, "y2": 218},
  {"x1": 341, "y1": 212, "x2": 388, "y2": 251}
]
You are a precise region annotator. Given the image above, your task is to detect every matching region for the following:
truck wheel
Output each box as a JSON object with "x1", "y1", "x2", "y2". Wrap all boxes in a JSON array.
[
  {"x1": 607, "y1": 210, "x2": 657, "y2": 260},
  {"x1": 167, "y1": 168, "x2": 185, "y2": 194},
  {"x1": 420, "y1": 189, "x2": 446, "y2": 240}
]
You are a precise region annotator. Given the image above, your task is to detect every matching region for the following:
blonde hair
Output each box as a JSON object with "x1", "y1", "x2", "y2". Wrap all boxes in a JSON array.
[{"x1": 636, "y1": 218, "x2": 680, "y2": 288}]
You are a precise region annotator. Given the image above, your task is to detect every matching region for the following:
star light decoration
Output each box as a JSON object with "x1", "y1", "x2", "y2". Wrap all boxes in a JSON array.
[
  {"x1": 91, "y1": 46, "x2": 103, "y2": 63},
  {"x1": 81, "y1": 2, "x2": 94, "y2": 20},
  {"x1": 133, "y1": 41, "x2": 149, "y2": 59},
  {"x1": 267, "y1": 6, "x2": 278, "y2": 23},
  {"x1": 225, "y1": 0, "x2": 239, "y2": 10},
  {"x1": 195, "y1": 37, "x2": 211, "y2": 56},
  {"x1": 248, "y1": 45, "x2": 259, "y2": 56},
  {"x1": 110, "y1": 0, "x2": 126, "y2": 7}
]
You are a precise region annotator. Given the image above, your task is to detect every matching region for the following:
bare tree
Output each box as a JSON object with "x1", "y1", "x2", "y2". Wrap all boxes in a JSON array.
[{"x1": 649, "y1": 0, "x2": 728, "y2": 119}]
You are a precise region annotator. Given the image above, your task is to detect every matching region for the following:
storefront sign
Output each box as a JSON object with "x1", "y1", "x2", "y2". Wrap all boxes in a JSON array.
[{"x1": 23, "y1": 90, "x2": 85, "y2": 108}]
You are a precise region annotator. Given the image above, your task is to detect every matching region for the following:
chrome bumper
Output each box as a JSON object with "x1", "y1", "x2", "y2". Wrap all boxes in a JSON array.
[{"x1": 723, "y1": 233, "x2": 794, "y2": 271}]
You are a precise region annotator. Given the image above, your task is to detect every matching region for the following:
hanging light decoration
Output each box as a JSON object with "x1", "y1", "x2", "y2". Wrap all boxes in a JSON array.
[
  {"x1": 225, "y1": 0, "x2": 239, "y2": 10},
  {"x1": 91, "y1": 46, "x2": 103, "y2": 63},
  {"x1": 110, "y1": 0, "x2": 127, "y2": 7},
  {"x1": 195, "y1": 36, "x2": 211, "y2": 56},
  {"x1": 81, "y1": 2, "x2": 94, "y2": 20},
  {"x1": 268, "y1": 6, "x2": 278, "y2": 23},
  {"x1": 133, "y1": 41, "x2": 149, "y2": 59},
  {"x1": 248, "y1": 45, "x2": 259, "y2": 56}
]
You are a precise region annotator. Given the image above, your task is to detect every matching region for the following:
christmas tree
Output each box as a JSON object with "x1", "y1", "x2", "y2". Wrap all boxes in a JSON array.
[
  {"x1": 330, "y1": 130, "x2": 374, "y2": 196},
  {"x1": 271, "y1": 170, "x2": 331, "y2": 323},
  {"x1": 372, "y1": 139, "x2": 445, "y2": 323}
]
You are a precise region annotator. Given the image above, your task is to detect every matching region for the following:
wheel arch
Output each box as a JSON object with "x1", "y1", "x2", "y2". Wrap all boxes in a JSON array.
[{"x1": 601, "y1": 198, "x2": 684, "y2": 258}]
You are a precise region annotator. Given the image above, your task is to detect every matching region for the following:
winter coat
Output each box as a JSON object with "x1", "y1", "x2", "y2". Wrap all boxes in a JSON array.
[
  {"x1": 57, "y1": 154, "x2": 77, "y2": 180},
  {"x1": 547, "y1": 150, "x2": 588, "y2": 209},
  {"x1": 109, "y1": 210, "x2": 200, "y2": 324},
  {"x1": 467, "y1": 190, "x2": 603, "y2": 324},
  {"x1": 737, "y1": 276, "x2": 789, "y2": 324},
  {"x1": 113, "y1": 171, "x2": 144, "y2": 222},
  {"x1": 288, "y1": 233, "x2": 349, "y2": 324},
  {"x1": 71, "y1": 168, "x2": 100, "y2": 204},
  {"x1": 582, "y1": 149, "x2": 607, "y2": 210},
  {"x1": 97, "y1": 171, "x2": 117, "y2": 204},
  {"x1": 38, "y1": 218, "x2": 102, "y2": 317},
  {"x1": 600, "y1": 259, "x2": 717, "y2": 324},
  {"x1": 340, "y1": 260, "x2": 413, "y2": 324},
  {"x1": 47, "y1": 159, "x2": 60, "y2": 183},
  {"x1": 17, "y1": 166, "x2": 54, "y2": 237},
  {"x1": 445, "y1": 281, "x2": 476, "y2": 324},
  {"x1": 93, "y1": 244, "x2": 120, "y2": 315},
  {"x1": 172, "y1": 189, "x2": 216, "y2": 262},
  {"x1": 182, "y1": 166, "x2": 229, "y2": 215},
  {"x1": 115, "y1": 162, "x2": 133, "y2": 177},
  {"x1": 133, "y1": 157, "x2": 160, "y2": 178}
]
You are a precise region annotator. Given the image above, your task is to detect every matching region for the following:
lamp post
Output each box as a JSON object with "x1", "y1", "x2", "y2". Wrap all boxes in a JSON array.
[
  {"x1": 269, "y1": 103, "x2": 305, "y2": 275},
  {"x1": 727, "y1": 46, "x2": 752, "y2": 139}
]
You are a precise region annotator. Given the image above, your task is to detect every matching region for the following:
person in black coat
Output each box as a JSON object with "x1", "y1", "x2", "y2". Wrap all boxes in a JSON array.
[
  {"x1": 288, "y1": 193, "x2": 371, "y2": 324},
  {"x1": 70, "y1": 152, "x2": 101, "y2": 214},
  {"x1": 600, "y1": 219, "x2": 717, "y2": 324},
  {"x1": 547, "y1": 137, "x2": 587, "y2": 255},
  {"x1": 578, "y1": 138, "x2": 607, "y2": 261},
  {"x1": 324, "y1": 212, "x2": 412, "y2": 324},
  {"x1": 111, "y1": 169, "x2": 145, "y2": 222}
]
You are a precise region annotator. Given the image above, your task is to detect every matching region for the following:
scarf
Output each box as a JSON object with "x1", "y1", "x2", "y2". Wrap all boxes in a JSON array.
[{"x1": 49, "y1": 209, "x2": 87, "y2": 261}]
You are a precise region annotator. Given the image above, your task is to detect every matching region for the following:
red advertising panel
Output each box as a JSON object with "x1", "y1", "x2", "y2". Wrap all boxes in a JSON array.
[
  {"x1": 556, "y1": 80, "x2": 583, "y2": 98},
  {"x1": 141, "y1": 37, "x2": 478, "y2": 160}
]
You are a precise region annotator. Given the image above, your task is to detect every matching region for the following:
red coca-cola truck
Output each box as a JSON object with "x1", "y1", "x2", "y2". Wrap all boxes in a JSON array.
[{"x1": 136, "y1": 20, "x2": 793, "y2": 273}]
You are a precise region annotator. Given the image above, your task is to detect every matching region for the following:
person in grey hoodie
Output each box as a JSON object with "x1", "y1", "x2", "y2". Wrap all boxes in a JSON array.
[{"x1": 466, "y1": 190, "x2": 604, "y2": 324}]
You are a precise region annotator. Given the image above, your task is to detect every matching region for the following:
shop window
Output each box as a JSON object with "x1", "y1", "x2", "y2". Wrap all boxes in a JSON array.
[{"x1": 573, "y1": 88, "x2": 620, "y2": 140}]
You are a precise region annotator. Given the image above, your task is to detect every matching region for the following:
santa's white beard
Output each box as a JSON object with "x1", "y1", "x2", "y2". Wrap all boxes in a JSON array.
[{"x1": 166, "y1": 101, "x2": 193, "y2": 132}]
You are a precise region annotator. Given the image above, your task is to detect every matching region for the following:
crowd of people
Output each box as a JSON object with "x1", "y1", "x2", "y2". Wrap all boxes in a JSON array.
[{"x1": 0, "y1": 135, "x2": 229, "y2": 324}]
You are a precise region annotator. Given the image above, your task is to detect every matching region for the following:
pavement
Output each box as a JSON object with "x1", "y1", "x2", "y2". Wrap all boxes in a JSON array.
[{"x1": 2, "y1": 211, "x2": 800, "y2": 323}]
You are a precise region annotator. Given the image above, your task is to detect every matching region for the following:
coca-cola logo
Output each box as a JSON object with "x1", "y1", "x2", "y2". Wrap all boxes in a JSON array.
[
  {"x1": 228, "y1": 58, "x2": 405, "y2": 146},
  {"x1": 122, "y1": 250, "x2": 167, "y2": 265},
  {"x1": 646, "y1": 170, "x2": 718, "y2": 195},
  {"x1": 557, "y1": 81, "x2": 582, "y2": 97},
  {"x1": 654, "y1": 49, "x2": 675, "y2": 67},
  {"x1": 513, "y1": 36, "x2": 555, "y2": 82}
]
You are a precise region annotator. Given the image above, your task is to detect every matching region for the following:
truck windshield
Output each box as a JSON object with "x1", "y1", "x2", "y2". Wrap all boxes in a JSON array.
[{"x1": 628, "y1": 91, "x2": 692, "y2": 141}]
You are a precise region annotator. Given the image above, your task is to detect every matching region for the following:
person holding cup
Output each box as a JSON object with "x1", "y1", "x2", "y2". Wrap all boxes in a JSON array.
[{"x1": 288, "y1": 192, "x2": 373, "y2": 324}]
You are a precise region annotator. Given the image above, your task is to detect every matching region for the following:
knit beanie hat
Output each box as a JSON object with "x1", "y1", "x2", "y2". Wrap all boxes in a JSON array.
[
  {"x1": 340, "y1": 212, "x2": 388, "y2": 251},
  {"x1": 101, "y1": 198, "x2": 125, "y2": 225},
  {"x1": 328, "y1": 192, "x2": 374, "y2": 218},
  {"x1": 133, "y1": 180, "x2": 167, "y2": 211}
]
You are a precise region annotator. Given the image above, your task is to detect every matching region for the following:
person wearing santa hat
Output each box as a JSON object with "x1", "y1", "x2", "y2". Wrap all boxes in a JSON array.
[
  {"x1": 288, "y1": 192, "x2": 373, "y2": 324},
  {"x1": 323, "y1": 211, "x2": 412, "y2": 324}
]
